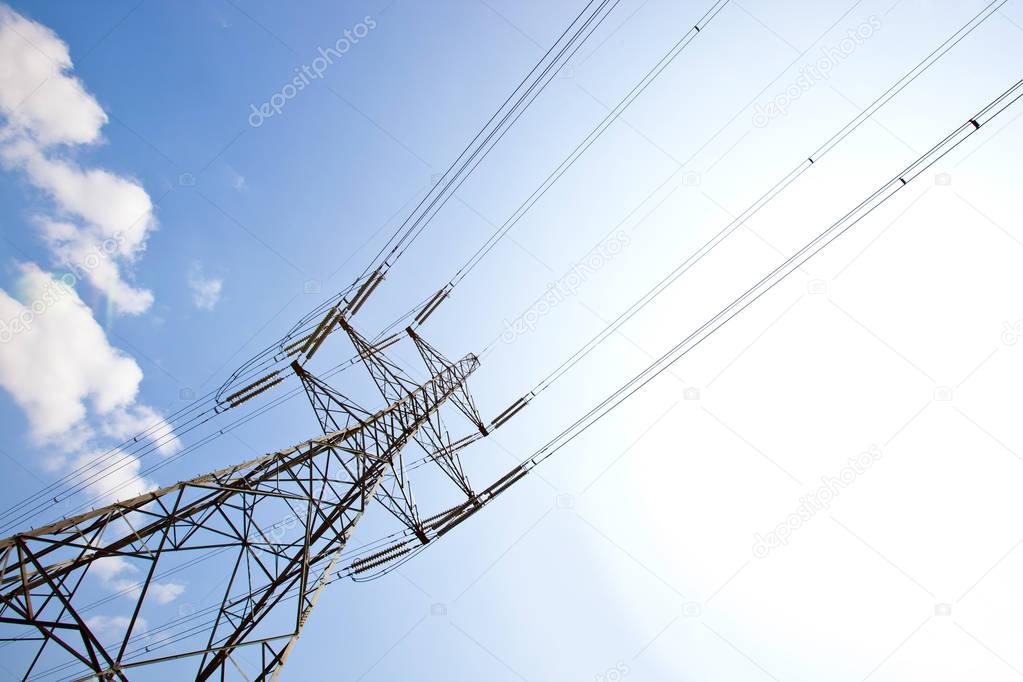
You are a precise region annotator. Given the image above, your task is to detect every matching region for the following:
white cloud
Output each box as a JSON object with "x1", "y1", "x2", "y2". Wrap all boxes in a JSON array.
[
  {"x1": 0, "y1": 9, "x2": 178, "y2": 509},
  {"x1": 6, "y1": 141, "x2": 154, "y2": 249},
  {"x1": 85, "y1": 614, "x2": 148, "y2": 642},
  {"x1": 0, "y1": 5, "x2": 106, "y2": 146},
  {"x1": 91, "y1": 556, "x2": 135, "y2": 583},
  {"x1": 0, "y1": 263, "x2": 142, "y2": 441},
  {"x1": 188, "y1": 263, "x2": 222, "y2": 311},
  {"x1": 35, "y1": 215, "x2": 154, "y2": 315},
  {"x1": 84, "y1": 614, "x2": 133, "y2": 634},
  {"x1": 0, "y1": 265, "x2": 177, "y2": 505},
  {"x1": 70, "y1": 447, "x2": 156, "y2": 505},
  {"x1": 91, "y1": 555, "x2": 185, "y2": 604},
  {"x1": 149, "y1": 582, "x2": 185, "y2": 605},
  {"x1": 103, "y1": 404, "x2": 182, "y2": 457},
  {"x1": 0, "y1": 5, "x2": 156, "y2": 315}
]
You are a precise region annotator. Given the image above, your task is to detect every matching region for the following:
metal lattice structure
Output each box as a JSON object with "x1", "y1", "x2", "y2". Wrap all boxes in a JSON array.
[
  {"x1": 0, "y1": 326, "x2": 481, "y2": 681},
  {"x1": 1, "y1": 2, "x2": 1017, "y2": 679}
]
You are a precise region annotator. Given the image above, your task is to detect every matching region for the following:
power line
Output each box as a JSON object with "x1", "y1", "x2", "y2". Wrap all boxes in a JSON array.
[
  {"x1": 449, "y1": 0, "x2": 731, "y2": 286},
  {"x1": 359, "y1": 0, "x2": 624, "y2": 283},
  {"x1": 0, "y1": 0, "x2": 733, "y2": 527},
  {"x1": 0, "y1": 0, "x2": 620, "y2": 532},
  {"x1": 0, "y1": 294, "x2": 425, "y2": 534},
  {"x1": 514, "y1": 0, "x2": 1008, "y2": 397},
  {"x1": 201, "y1": 0, "x2": 623, "y2": 404},
  {"x1": 403, "y1": 0, "x2": 732, "y2": 331},
  {"x1": 6, "y1": 0, "x2": 999, "y2": 527},
  {"x1": 392, "y1": 0, "x2": 1002, "y2": 475},
  {"x1": 4, "y1": 11, "x2": 1017, "y2": 680},
  {"x1": 211, "y1": 0, "x2": 727, "y2": 398},
  {"x1": 464, "y1": 77, "x2": 1023, "y2": 527}
]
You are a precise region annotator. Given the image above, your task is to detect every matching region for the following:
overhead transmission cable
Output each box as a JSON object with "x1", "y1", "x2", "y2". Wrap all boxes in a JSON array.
[
  {"x1": 0, "y1": 296, "x2": 430, "y2": 535},
  {"x1": 389, "y1": 76, "x2": 1023, "y2": 574},
  {"x1": 214, "y1": 0, "x2": 726, "y2": 394},
  {"x1": 208, "y1": 0, "x2": 622, "y2": 402},
  {"x1": 449, "y1": 0, "x2": 731, "y2": 286},
  {"x1": 216, "y1": 0, "x2": 624, "y2": 386},
  {"x1": 503, "y1": 0, "x2": 1008, "y2": 398},
  {"x1": 4, "y1": 0, "x2": 998, "y2": 524},
  {"x1": 401, "y1": 0, "x2": 1007, "y2": 471},
  {"x1": 0, "y1": 0, "x2": 619, "y2": 530},
  {"x1": 352, "y1": 0, "x2": 624, "y2": 285},
  {"x1": 407, "y1": 0, "x2": 733, "y2": 329},
  {"x1": 217, "y1": 0, "x2": 726, "y2": 381},
  {"x1": 20, "y1": 11, "x2": 1020, "y2": 682},
  {"x1": 43, "y1": 80, "x2": 1023, "y2": 662},
  {"x1": 484, "y1": 77, "x2": 1023, "y2": 510},
  {"x1": 21, "y1": 25, "x2": 1022, "y2": 682},
  {"x1": 2, "y1": 0, "x2": 730, "y2": 525}
]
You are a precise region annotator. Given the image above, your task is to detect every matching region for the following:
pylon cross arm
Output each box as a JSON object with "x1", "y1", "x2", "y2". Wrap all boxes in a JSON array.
[{"x1": 0, "y1": 354, "x2": 479, "y2": 681}]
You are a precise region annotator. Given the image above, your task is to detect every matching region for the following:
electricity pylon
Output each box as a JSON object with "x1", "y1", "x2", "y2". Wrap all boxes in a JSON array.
[{"x1": 0, "y1": 319, "x2": 481, "y2": 681}]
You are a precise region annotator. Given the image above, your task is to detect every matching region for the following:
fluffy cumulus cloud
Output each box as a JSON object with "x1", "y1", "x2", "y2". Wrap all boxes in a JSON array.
[
  {"x1": 0, "y1": 263, "x2": 142, "y2": 441},
  {"x1": 0, "y1": 4, "x2": 155, "y2": 315},
  {"x1": 84, "y1": 614, "x2": 149, "y2": 645},
  {"x1": 91, "y1": 556, "x2": 185, "y2": 605},
  {"x1": 103, "y1": 404, "x2": 182, "y2": 457},
  {"x1": 187, "y1": 262, "x2": 223, "y2": 311},
  {"x1": 0, "y1": 259, "x2": 173, "y2": 503},
  {"x1": 0, "y1": 6, "x2": 180, "y2": 510},
  {"x1": 0, "y1": 5, "x2": 106, "y2": 145},
  {"x1": 70, "y1": 447, "x2": 156, "y2": 504}
]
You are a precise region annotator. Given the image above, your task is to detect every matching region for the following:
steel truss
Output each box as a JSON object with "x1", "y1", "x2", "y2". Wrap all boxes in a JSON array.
[{"x1": 0, "y1": 343, "x2": 479, "y2": 681}]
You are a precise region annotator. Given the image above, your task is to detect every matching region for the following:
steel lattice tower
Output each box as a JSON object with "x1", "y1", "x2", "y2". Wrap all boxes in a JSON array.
[{"x1": 0, "y1": 316, "x2": 483, "y2": 681}]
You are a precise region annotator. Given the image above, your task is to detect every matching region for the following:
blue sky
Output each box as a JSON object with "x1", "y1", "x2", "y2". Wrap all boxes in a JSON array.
[{"x1": 2, "y1": 0, "x2": 1023, "y2": 680}]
